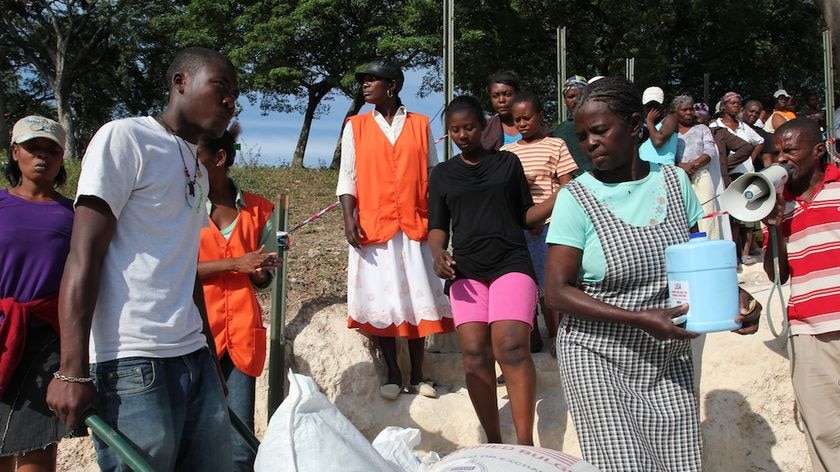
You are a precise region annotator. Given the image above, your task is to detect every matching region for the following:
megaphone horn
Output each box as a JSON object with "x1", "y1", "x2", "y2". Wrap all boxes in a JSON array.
[{"x1": 720, "y1": 164, "x2": 791, "y2": 222}]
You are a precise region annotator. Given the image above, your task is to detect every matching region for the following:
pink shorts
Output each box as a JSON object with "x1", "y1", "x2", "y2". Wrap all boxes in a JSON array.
[{"x1": 449, "y1": 272, "x2": 538, "y2": 327}]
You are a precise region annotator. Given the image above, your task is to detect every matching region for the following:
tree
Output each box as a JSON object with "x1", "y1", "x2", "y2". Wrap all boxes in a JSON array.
[
  {"x1": 816, "y1": 0, "x2": 840, "y2": 97},
  {"x1": 2, "y1": 1, "x2": 122, "y2": 159},
  {"x1": 1, "y1": 0, "x2": 184, "y2": 158},
  {"x1": 200, "y1": 0, "x2": 441, "y2": 168},
  {"x1": 0, "y1": 35, "x2": 53, "y2": 151},
  {"x1": 449, "y1": 0, "x2": 824, "y2": 121}
]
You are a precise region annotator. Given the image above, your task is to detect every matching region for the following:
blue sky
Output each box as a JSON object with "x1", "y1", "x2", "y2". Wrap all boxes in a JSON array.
[{"x1": 234, "y1": 69, "x2": 448, "y2": 167}]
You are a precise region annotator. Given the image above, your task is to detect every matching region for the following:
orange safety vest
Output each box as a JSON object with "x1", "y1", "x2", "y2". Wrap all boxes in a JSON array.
[
  {"x1": 350, "y1": 111, "x2": 430, "y2": 245},
  {"x1": 199, "y1": 191, "x2": 274, "y2": 377}
]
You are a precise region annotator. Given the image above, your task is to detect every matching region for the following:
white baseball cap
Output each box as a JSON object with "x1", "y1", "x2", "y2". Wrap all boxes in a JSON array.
[
  {"x1": 11, "y1": 115, "x2": 66, "y2": 149},
  {"x1": 642, "y1": 86, "x2": 665, "y2": 105},
  {"x1": 773, "y1": 89, "x2": 790, "y2": 99}
]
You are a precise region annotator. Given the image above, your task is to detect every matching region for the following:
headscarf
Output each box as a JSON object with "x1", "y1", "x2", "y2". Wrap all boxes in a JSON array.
[
  {"x1": 721, "y1": 91, "x2": 741, "y2": 104},
  {"x1": 693, "y1": 102, "x2": 710, "y2": 119},
  {"x1": 562, "y1": 75, "x2": 588, "y2": 93}
]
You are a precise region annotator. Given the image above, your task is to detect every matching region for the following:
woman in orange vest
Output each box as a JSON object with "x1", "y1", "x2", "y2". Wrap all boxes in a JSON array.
[
  {"x1": 337, "y1": 59, "x2": 454, "y2": 400},
  {"x1": 197, "y1": 124, "x2": 279, "y2": 472}
]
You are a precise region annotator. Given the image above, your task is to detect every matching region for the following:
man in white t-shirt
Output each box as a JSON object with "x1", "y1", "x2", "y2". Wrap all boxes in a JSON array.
[{"x1": 46, "y1": 47, "x2": 239, "y2": 471}]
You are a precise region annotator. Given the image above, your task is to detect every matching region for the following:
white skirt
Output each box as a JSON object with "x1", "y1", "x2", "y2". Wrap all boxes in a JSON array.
[{"x1": 347, "y1": 231, "x2": 453, "y2": 338}]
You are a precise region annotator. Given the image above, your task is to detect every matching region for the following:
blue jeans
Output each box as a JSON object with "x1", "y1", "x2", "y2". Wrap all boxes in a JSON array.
[
  {"x1": 220, "y1": 354, "x2": 256, "y2": 472},
  {"x1": 90, "y1": 348, "x2": 232, "y2": 472}
]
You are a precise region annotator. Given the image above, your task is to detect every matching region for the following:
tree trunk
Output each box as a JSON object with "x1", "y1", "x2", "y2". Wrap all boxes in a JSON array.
[
  {"x1": 329, "y1": 88, "x2": 366, "y2": 169},
  {"x1": 0, "y1": 85, "x2": 8, "y2": 152},
  {"x1": 55, "y1": 85, "x2": 75, "y2": 160},
  {"x1": 53, "y1": 35, "x2": 75, "y2": 160},
  {"x1": 291, "y1": 87, "x2": 328, "y2": 168}
]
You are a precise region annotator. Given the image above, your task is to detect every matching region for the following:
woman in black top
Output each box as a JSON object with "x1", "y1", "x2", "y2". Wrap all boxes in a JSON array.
[
  {"x1": 480, "y1": 71, "x2": 521, "y2": 151},
  {"x1": 428, "y1": 96, "x2": 556, "y2": 445}
]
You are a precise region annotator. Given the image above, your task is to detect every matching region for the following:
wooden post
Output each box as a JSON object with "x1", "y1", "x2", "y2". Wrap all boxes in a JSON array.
[{"x1": 267, "y1": 194, "x2": 289, "y2": 416}]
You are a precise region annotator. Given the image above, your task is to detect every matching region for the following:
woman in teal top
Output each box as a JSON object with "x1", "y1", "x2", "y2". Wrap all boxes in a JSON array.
[
  {"x1": 639, "y1": 86, "x2": 678, "y2": 164},
  {"x1": 548, "y1": 160, "x2": 703, "y2": 283},
  {"x1": 543, "y1": 77, "x2": 761, "y2": 472}
]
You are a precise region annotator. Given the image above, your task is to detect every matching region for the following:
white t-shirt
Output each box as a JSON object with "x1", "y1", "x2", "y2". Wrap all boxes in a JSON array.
[{"x1": 76, "y1": 116, "x2": 209, "y2": 363}]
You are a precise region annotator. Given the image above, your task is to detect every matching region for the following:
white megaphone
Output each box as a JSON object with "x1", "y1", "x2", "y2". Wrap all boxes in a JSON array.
[{"x1": 720, "y1": 164, "x2": 792, "y2": 222}]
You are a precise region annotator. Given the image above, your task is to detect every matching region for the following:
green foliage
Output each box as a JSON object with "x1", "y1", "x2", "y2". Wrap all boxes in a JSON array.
[
  {"x1": 180, "y1": 0, "x2": 441, "y2": 167},
  {"x1": 450, "y1": 0, "x2": 826, "y2": 122},
  {"x1": 229, "y1": 165, "x2": 339, "y2": 221},
  {"x1": 1, "y1": 0, "x2": 184, "y2": 158},
  {"x1": 60, "y1": 158, "x2": 82, "y2": 198},
  {"x1": 2, "y1": 0, "x2": 832, "y2": 167}
]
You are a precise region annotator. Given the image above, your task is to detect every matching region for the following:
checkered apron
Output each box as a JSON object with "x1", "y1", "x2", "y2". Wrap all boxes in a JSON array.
[{"x1": 558, "y1": 165, "x2": 701, "y2": 471}]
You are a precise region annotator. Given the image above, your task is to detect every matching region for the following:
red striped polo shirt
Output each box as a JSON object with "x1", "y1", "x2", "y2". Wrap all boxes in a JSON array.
[{"x1": 763, "y1": 164, "x2": 840, "y2": 335}]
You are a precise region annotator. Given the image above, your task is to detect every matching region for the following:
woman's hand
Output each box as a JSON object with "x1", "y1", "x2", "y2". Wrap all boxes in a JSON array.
[
  {"x1": 635, "y1": 304, "x2": 698, "y2": 340},
  {"x1": 677, "y1": 161, "x2": 695, "y2": 177},
  {"x1": 234, "y1": 246, "x2": 275, "y2": 273},
  {"x1": 433, "y1": 251, "x2": 456, "y2": 280},
  {"x1": 528, "y1": 222, "x2": 545, "y2": 236},
  {"x1": 343, "y1": 214, "x2": 365, "y2": 248},
  {"x1": 646, "y1": 107, "x2": 661, "y2": 126},
  {"x1": 732, "y1": 288, "x2": 761, "y2": 335}
]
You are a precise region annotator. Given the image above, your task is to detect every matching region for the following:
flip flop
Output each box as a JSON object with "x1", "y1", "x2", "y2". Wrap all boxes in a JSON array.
[
  {"x1": 379, "y1": 383, "x2": 401, "y2": 400},
  {"x1": 409, "y1": 381, "x2": 438, "y2": 399}
]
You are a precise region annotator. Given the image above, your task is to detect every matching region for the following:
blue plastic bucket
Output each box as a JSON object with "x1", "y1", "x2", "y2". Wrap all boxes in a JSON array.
[{"x1": 664, "y1": 232, "x2": 741, "y2": 333}]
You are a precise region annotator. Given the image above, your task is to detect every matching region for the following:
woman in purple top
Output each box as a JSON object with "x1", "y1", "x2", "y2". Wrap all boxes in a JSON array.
[{"x1": 0, "y1": 116, "x2": 72, "y2": 471}]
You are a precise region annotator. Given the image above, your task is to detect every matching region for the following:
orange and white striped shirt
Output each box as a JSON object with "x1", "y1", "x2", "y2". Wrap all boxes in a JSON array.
[{"x1": 501, "y1": 136, "x2": 578, "y2": 204}]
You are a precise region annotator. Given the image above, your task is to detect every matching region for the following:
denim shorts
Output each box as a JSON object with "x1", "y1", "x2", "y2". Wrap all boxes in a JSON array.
[
  {"x1": 524, "y1": 225, "x2": 549, "y2": 296},
  {"x1": 90, "y1": 348, "x2": 232, "y2": 471},
  {"x1": 0, "y1": 324, "x2": 66, "y2": 456}
]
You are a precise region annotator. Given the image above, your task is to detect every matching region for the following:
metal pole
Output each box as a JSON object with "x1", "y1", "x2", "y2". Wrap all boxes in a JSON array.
[
  {"x1": 267, "y1": 194, "x2": 289, "y2": 416},
  {"x1": 557, "y1": 27, "x2": 562, "y2": 122},
  {"x1": 630, "y1": 57, "x2": 635, "y2": 82},
  {"x1": 557, "y1": 26, "x2": 569, "y2": 123},
  {"x1": 824, "y1": 29, "x2": 835, "y2": 143},
  {"x1": 85, "y1": 413, "x2": 154, "y2": 472},
  {"x1": 443, "y1": 0, "x2": 454, "y2": 160},
  {"x1": 703, "y1": 73, "x2": 710, "y2": 107}
]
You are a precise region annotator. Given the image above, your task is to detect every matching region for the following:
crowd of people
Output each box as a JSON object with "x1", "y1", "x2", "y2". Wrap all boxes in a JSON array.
[{"x1": 1, "y1": 47, "x2": 837, "y2": 472}]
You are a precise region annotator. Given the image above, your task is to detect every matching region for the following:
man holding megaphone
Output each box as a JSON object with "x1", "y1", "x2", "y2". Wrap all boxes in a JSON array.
[{"x1": 760, "y1": 118, "x2": 840, "y2": 472}]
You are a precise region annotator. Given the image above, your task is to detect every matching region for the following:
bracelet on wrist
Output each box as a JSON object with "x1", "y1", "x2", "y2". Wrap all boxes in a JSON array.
[{"x1": 53, "y1": 371, "x2": 93, "y2": 383}]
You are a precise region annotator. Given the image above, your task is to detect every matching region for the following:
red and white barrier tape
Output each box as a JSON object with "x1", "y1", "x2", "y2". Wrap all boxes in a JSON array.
[
  {"x1": 288, "y1": 200, "x2": 341, "y2": 233},
  {"x1": 702, "y1": 210, "x2": 729, "y2": 220}
]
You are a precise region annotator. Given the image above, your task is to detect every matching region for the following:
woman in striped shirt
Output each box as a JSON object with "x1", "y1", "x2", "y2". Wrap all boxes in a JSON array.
[{"x1": 501, "y1": 92, "x2": 578, "y2": 352}]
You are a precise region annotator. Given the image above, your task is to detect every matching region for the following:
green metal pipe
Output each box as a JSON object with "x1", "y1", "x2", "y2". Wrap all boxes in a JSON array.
[
  {"x1": 84, "y1": 413, "x2": 154, "y2": 472},
  {"x1": 267, "y1": 194, "x2": 289, "y2": 417}
]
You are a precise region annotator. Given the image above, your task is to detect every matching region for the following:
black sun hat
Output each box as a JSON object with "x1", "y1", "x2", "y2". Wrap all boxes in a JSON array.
[{"x1": 354, "y1": 60, "x2": 404, "y2": 92}]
